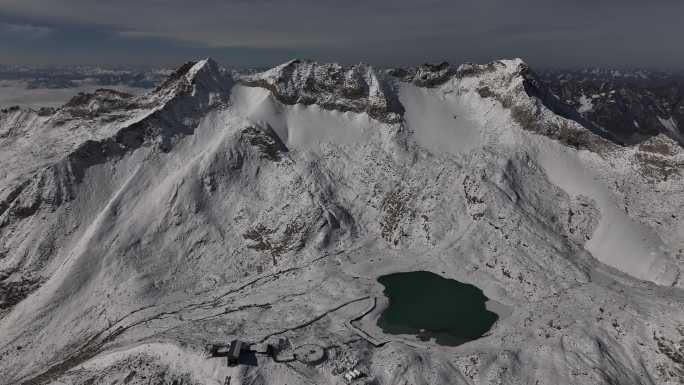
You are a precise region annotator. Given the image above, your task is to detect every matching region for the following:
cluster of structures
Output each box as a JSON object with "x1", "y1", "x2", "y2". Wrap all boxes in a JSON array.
[
  {"x1": 209, "y1": 340, "x2": 253, "y2": 366},
  {"x1": 227, "y1": 340, "x2": 245, "y2": 366},
  {"x1": 343, "y1": 368, "x2": 364, "y2": 382},
  {"x1": 209, "y1": 338, "x2": 367, "y2": 383},
  {"x1": 210, "y1": 337, "x2": 317, "y2": 366}
]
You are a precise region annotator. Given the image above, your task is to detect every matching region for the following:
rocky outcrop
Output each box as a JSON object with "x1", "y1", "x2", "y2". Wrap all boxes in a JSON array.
[
  {"x1": 241, "y1": 59, "x2": 404, "y2": 123},
  {"x1": 62, "y1": 89, "x2": 138, "y2": 117},
  {"x1": 454, "y1": 59, "x2": 618, "y2": 152},
  {"x1": 240, "y1": 124, "x2": 289, "y2": 162},
  {"x1": 388, "y1": 61, "x2": 455, "y2": 87}
]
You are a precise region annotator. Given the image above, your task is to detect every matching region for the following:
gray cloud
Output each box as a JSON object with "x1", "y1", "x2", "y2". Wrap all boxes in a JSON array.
[
  {"x1": 0, "y1": 0, "x2": 682, "y2": 68},
  {"x1": 0, "y1": 21, "x2": 53, "y2": 39}
]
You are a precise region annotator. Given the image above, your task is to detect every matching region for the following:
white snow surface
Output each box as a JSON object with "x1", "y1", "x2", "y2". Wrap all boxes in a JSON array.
[
  {"x1": 578, "y1": 94, "x2": 594, "y2": 113},
  {"x1": 534, "y1": 139, "x2": 676, "y2": 284},
  {"x1": 230, "y1": 85, "x2": 372, "y2": 150},
  {"x1": 398, "y1": 82, "x2": 483, "y2": 154}
]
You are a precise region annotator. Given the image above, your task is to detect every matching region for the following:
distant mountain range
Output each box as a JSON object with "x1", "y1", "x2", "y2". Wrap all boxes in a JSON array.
[
  {"x1": 0, "y1": 64, "x2": 173, "y2": 90},
  {"x1": 538, "y1": 68, "x2": 684, "y2": 145},
  {"x1": 2, "y1": 64, "x2": 682, "y2": 148}
]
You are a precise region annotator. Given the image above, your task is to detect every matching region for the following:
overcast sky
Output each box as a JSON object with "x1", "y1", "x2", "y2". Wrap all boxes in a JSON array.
[{"x1": 0, "y1": 0, "x2": 683, "y2": 69}]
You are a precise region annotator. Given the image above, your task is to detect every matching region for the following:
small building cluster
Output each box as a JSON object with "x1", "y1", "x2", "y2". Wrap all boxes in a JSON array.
[
  {"x1": 209, "y1": 339, "x2": 249, "y2": 366},
  {"x1": 343, "y1": 368, "x2": 363, "y2": 382},
  {"x1": 227, "y1": 340, "x2": 244, "y2": 366},
  {"x1": 210, "y1": 337, "x2": 295, "y2": 367},
  {"x1": 209, "y1": 338, "x2": 374, "y2": 383}
]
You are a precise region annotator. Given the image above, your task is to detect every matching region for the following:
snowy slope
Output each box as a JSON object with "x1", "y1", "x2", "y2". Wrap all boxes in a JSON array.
[{"x1": 0, "y1": 58, "x2": 682, "y2": 385}]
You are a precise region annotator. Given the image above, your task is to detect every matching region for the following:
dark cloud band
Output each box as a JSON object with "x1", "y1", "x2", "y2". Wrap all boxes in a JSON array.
[{"x1": 0, "y1": 0, "x2": 682, "y2": 68}]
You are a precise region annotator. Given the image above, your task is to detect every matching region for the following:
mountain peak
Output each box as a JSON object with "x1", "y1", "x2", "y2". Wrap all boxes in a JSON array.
[
  {"x1": 184, "y1": 57, "x2": 221, "y2": 82},
  {"x1": 148, "y1": 57, "x2": 232, "y2": 109}
]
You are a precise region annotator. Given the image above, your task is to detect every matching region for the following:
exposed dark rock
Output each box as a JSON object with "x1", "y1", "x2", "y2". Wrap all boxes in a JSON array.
[
  {"x1": 0, "y1": 275, "x2": 44, "y2": 313},
  {"x1": 241, "y1": 60, "x2": 404, "y2": 123},
  {"x1": 240, "y1": 125, "x2": 288, "y2": 162},
  {"x1": 539, "y1": 68, "x2": 684, "y2": 146},
  {"x1": 412, "y1": 62, "x2": 454, "y2": 87},
  {"x1": 62, "y1": 89, "x2": 138, "y2": 118},
  {"x1": 154, "y1": 61, "x2": 198, "y2": 93}
]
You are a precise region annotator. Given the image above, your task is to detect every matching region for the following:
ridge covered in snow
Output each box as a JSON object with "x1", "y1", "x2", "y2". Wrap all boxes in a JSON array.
[{"x1": 0, "y1": 57, "x2": 683, "y2": 385}]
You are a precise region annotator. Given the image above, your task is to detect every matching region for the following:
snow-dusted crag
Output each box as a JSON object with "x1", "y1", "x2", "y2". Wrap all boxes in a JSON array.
[
  {"x1": 241, "y1": 59, "x2": 404, "y2": 123},
  {"x1": 0, "y1": 57, "x2": 683, "y2": 385}
]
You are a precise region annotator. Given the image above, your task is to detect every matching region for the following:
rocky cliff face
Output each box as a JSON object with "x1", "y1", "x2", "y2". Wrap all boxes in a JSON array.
[
  {"x1": 240, "y1": 59, "x2": 404, "y2": 123},
  {"x1": 0, "y1": 58, "x2": 682, "y2": 385}
]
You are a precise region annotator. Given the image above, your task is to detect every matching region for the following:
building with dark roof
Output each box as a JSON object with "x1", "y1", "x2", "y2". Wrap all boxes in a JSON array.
[{"x1": 227, "y1": 340, "x2": 244, "y2": 366}]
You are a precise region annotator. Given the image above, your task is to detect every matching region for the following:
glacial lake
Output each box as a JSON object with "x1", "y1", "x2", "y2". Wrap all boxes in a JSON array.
[{"x1": 377, "y1": 271, "x2": 499, "y2": 346}]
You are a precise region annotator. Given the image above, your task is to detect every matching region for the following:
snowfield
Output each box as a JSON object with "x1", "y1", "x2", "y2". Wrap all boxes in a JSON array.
[{"x1": 0, "y1": 58, "x2": 682, "y2": 385}]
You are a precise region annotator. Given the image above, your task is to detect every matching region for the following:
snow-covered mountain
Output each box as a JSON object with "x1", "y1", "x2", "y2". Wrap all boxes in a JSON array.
[{"x1": 0, "y1": 58, "x2": 683, "y2": 385}]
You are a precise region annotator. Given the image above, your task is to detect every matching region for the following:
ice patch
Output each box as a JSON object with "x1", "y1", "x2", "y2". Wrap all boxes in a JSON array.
[{"x1": 578, "y1": 94, "x2": 594, "y2": 113}]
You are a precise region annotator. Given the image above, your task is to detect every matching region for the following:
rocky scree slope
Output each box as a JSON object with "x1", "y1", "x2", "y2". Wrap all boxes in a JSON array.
[{"x1": 0, "y1": 58, "x2": 682, "y2": 385}]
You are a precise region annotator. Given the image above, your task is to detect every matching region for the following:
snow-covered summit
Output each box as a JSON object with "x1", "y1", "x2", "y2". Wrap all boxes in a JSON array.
[{"x1": 149, "y1": 57, "x2": 233, "y2": 108}]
